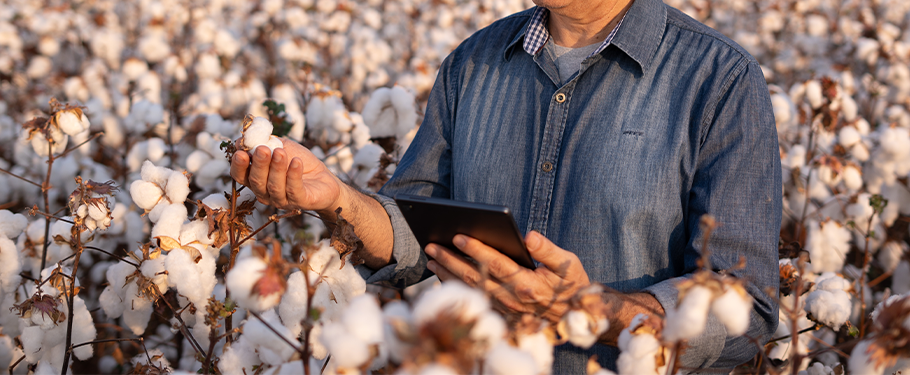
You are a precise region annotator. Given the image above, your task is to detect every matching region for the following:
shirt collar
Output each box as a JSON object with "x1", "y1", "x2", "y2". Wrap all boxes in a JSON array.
[
  {"x1": 521, "y1": 7, "x2": 624, "y2": 58},
  {"x1": 505, "y1": 0, "x2": 666, "y2": 71}
]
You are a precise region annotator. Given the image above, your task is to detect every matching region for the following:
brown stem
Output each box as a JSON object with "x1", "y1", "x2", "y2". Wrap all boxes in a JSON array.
[
  {"x1": 0, "y1": 166, "x2": 42, "y2": 188},
  {"x1": 236, "y1": 209, "x2": 303, "y2": 245},
  {"x1": 54, "y1": 132, "x2": 104, "y2": 159},
  {"x1": 225, "y1": 180, "x2": 239, "y2": 346},
  {"x1": 789, "y1": 257, "x2": 808, "y2": 375},
  {"x1": 60, "y1": 226, "x2": 85, "y2": 375},
  {"x1": 29, "y1": 209, "x2": 74, "y2": 224},
  {"x1": 150, "y1": 286, "x2": 206, "y2": 356},
  {"x1": 859, "y1": 212, "x2": 875, "y2": 337},
  {"x1": 8, "y1": 355, "x2": 24, "y2": 375},
  {"x1": 83, "y1": 246, "x2": 140, "y2": 268},
  {"x1": 249, "y1": 311, "x2": 303, "y2": 352},
  {"x1": 202, "y1": 321, "x2": 219, "y2": 374},
  {"x1": 767, "y1": 324, "x2": 820, "y2": 344},
  {"x1": 39, "y1": 138, "x2": 54, "y2": 272},
  {"x1": 68, "y1": 338, "x2": 143, "y2": 352}
]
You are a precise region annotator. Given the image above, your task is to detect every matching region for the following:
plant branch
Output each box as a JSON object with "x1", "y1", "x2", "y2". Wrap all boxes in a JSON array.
[
  {"x1": 53, "y1": 132, "x2": 104, "y2": 160},
  {"x1": 0, "y1": 166, "x2": 42, "y2": 188},
  {"x1": 249, "y1": 311, "x2": 303, "y2": 353},
  {"x1": 69, "y1": 338, "x2": 143, "y2": 352},
  {"x1": 237, "y1": 209, "x2": 303, "y2": 245},
  {"x1": 84, "y1": 246, "x2": 140, "y2": 267}
]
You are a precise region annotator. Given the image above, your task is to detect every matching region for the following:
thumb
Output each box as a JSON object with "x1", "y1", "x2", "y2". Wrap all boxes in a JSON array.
[{"x1": 525, "y1": 231, "x2": 575, "y2": 277}]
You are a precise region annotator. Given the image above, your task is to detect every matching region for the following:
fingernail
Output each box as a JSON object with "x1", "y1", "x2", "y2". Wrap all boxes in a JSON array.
[
  {"x1": 425, "y1": 245, "x2": 437, "y2": 257},
  {"x1": 273, "y1": 152, "x2": 283, "y2": 162},
  {"x1": 427, "y1": 261, "x2": 437, "y2": 272},
  {"x1": 453, "y1": 235, "x2": 466, "y2": 248},
  {"x1": 256, "y1": 150, "x2": 268, "y2": 160},
  {"x1": 290, "y1": 158, "x2": 301, "y2": 169}
]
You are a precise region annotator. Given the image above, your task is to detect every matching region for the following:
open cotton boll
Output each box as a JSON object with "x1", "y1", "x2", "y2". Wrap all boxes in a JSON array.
[
  {"x1": 71, "y1": 295, "x2": 97, "y2": 360},
  {"x1": 413, "y1": 281, "x2": 490, "y2": 325},
  {"x1": 617, "y1": 331, "x2": 663, "y2": 375},
  {"x1": 225, "y1": 256, "x2": 279, "y2": 312},
  {"x1": 470, "y1": 310, "x2": 506, "y2": 346},
  {"x1": 55, "y1": 109, "x2": 90, "y2": 136},
  {"x1": 878, "y1": 242, "x2": 906, "y2": 273},
  {"x1": 849, "y1": 340, "x2": 886, "y2": 375},
  {"x1": 805, "y1": 80, "x2": 825, "y2": 109},
  {"x1": 140, "y1": 160, "x2": 175, "y2": 188},
  {"x1": 147, "y1": 138, "x2": 168, "y2": 162},
  {"x1": 517, "y1": 331, "x2": 554, "y2": 373},
  {"x1": 202, "y1": 193, "x2": 230, "y2": 210},
  {"x1": 279, "y1": 271, "x2": 309, "y2": 337},
  {"x1": 123, "y1": 283, "x2": 154, "y2": 335},
  {"x1": 140, "y1": 255, "x2": 169, "y2": 293},
  {"x1": 243, "y1": 116, "x2": 274, "y2": 148},
  {"x1": 0, "y1": 237, "x2": 22, "y2": 297},
  {"x1": 151, "y1": 204, "x2": 187, "y2": 240},
  {"x1": 483, "y1": 342, "x2": 538, "y2": 375},
  {"x1": 838, "y1": 126, "x2": 862, "y2": 148},
  {"x1": 805, "y1": 288, "x2": 852, "y2": 330},
  {"x1": 320, "y1": 322, "x2": 371, "y2": 369},
  {"x1": 663, "y1": 285, "x2": 713, "y2": 342},
  {"x1": 245, "y1": 310, "x2": 299, "y2": 365},
  {"x1": 165, "y1": 172, "x2": 190, "y2": 203},
  {"x1": 563, "y1": 309, "x2": 607, "y2": 349},
  {"x1": 0, "y1": 210, "x2": 28, "y2": 238},
  {"x1": 805, "y1": 220, "x2": 851, "y2": 273},
  {"x1": 185, "y1": 150, "x2": 212, "y2": 174},
  {"x1": 710, "y1": 287, "x2": 752, "y2": 335},
  {"x1": 341, "y1": 294, "x2": 384, "y2": 344},
  {"x1": 218, "y1": 336, "x2": 260, "y2": 375},
  {"x1": 843, "y1": 165, "x2": 863, "y2": 191}
]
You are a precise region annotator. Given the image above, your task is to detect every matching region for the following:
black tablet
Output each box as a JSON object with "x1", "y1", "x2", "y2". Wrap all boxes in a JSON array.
[{"x1": 395, "y1": 194, "x2": 535, "y2": 269}]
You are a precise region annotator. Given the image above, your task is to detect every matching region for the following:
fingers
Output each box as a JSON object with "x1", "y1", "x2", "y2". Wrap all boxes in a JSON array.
[
  {"x1": 452, "y1": 235, "x2": 523, "y2": 284},
  {"x1": 230, "y1": 151, "x2": 251, "y2": 185},
  {"x1": 247, "y1": 146, "x2": 273, "y2": 201},
  {"x1": 425, "y1": 244, "x2": 484, "y2": 287},
  {"x1": 525, "y1": 231, "x2": 581, "y2": 278},
  {"x1": 428, "y1": 259, "x2": 532, "y2": 315},
  {"x1": 286, "y1": 157, "x2": 306, "y2": 207},
  {"x1": 267, "y1": 148, "x2": 290, "y2": 207}
]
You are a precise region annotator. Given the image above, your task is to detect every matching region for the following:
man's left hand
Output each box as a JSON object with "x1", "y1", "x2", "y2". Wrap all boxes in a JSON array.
[{"x1": 425, "y1": 231, "x2": 590, "y2": 323}]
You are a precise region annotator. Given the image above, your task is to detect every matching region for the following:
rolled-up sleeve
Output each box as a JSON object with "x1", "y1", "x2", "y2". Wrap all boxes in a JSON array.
[{"x1": 644, "y1": 60, "x2": 782, "y2": 369}]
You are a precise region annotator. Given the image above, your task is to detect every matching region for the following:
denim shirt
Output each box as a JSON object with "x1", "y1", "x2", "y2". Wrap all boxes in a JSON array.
[{"x1": 363, "y1": 0, "x2": 782, "y2": 372}]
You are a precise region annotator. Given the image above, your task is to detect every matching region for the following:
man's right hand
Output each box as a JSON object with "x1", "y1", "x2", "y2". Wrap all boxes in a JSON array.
[{"x1": 230, "y1": 138, "x2": 346, "y2": 214}]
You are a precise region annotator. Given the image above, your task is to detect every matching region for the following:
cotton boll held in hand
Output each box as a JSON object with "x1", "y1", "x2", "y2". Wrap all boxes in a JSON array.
[{"x1": 240, "y1": 115, "x2": 283, "y2": 153}]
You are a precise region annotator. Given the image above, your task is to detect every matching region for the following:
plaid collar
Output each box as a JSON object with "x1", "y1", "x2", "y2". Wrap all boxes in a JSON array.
[{"x1": 522, "y1": 6, "x2": 626, "y2": 57}]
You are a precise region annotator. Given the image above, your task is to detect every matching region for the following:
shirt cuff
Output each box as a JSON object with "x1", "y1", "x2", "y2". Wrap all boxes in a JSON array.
[
  {"x1": 354, "y1": 192, "x2": 431, "y2": 289},
  {"x1": 643, "y1": 276, "x2": 726, "y2": 368}
]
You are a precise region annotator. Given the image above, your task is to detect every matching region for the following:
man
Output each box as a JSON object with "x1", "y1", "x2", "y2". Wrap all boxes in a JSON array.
[{"x1": 231, "y1": 0, "x2": 782, "y2": 372}]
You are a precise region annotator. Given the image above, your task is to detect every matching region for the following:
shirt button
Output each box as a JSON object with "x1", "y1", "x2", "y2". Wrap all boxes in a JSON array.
[
  {"x1": 541, "y1": 161, "x2": 554, "y2": 172},
  {"x1": 555, "y1": 93, "x2": 566, "y2": 103}
]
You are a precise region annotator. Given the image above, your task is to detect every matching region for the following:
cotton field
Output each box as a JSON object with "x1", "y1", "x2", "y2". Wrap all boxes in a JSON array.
[{"x1": 0, "y1": 0, "x2": 909, "y2": 374}]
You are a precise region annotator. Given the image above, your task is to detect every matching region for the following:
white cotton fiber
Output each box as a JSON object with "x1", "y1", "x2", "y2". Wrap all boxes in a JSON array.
[
  {"x1": 563, "y1": 309, "x2": 606, "y2": 349},
  {"x1": 0, "y1": 237, "x2": 22, "y2": 297},
  {"x1": 185, "y1": 150, "x2": 213, "y2": 174},
  {"x1": 710, "y1": 288, "x2": 752, "y2": 336},
  {"x1": 72, "y1": 296, "x2": 97, "y2": 360},
  {"x1": 470, "y1": 310, "x2": 506, "y2": 346},
  {"x1": 0, "y1": 210, "x2": 28, "y2": 238},
  {"x1": 244, "y1": 117, "x2": 273, "y2": 148},
  {"x1": 99, "y1": 285, "x2": 125, "y2": 318},
  {"x1": 244, "y1": 310, "x2": 298, "y2": 365},
  {"x1": 21, "y1": 325, "x2": 45, "y2": 363},
  {"x1": 663, "y1": 285, "x2": 713, "y2": 342},
  {"x1": 147, "y1": 137, "x2": 168, "y2": 162},
  {"x1": 839, "y1": 126, "x2": 861, "y2": 148},
  {"x1": 123, "y1": 283, "x2": 154, "y2": 335},
  {"x1": 320, "y1": 321, "x2": 371, "y2": 369},
  {"x1": 617, "y1": 331, "x2": 662, "y2": 375},
  {"x1": 279, "y1": 271, "x2": 309, "y2": 337},
  {"x1": 517, "y1": 331, "x2": 554, "y2": 373},
  {"x1": 483, "y1": 342, "x2": 538, "y2": 375},
  {"x1": 151, "y1": 203, "x2": 187, "y2": 240},
  {"x1": 265, "y1": 136, "x2": 284, "y2": 152},
  {"x1": 56, "y1": 110, "x2": 89, "y2": 136},
  {"x1": 413, "y1": 281, "x2": 489, "y2": 325},
  {"x1": 226, "y1": 256, "x2": 279, "y2": 312},
  {"x1": 165, "y1": 172, "x2": 190, "y2": 203},
  {"x1": 341, "y1": 294, "x2": 384, "y2": 344},
  {"x1": 202, "y1": 193, "x2": 230, "y2": 210},
  {"x1": 140, "y1": 160, "x2": 174, "y2": 188},
  {"x1": 849, "y1": 340, "x2": 885, "y2": 375},
  {"x1": 805, "y1": 288, "x2": 852, "y2": 331}
]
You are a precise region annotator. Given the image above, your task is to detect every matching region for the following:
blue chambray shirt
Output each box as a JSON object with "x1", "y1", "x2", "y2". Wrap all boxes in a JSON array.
[{"x1": 362, "y1": 0, "x2": 782, "y2": 372}]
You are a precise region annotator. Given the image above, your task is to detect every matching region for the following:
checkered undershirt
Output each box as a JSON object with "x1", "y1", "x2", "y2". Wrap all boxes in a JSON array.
[{"x1": 522, "y1": 7, "x2": 626, "y2": 57}]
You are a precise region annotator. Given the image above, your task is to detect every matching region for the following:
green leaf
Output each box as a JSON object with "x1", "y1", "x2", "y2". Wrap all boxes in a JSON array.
[
  {"x1": 309, "y1": 307, "x2": 321, "y2": 321},
  {"x1": 847, "y1": 324, "x2": 859, "y2": 337}
]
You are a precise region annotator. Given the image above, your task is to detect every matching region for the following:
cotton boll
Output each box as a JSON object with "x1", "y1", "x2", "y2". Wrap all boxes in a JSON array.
[
  {"x1": 0, "y1": 210, "x2": 28, "y2": 238},
  {"x1": 151, "y1": 203, "x2": 187, "y2": 240},
  {"x1": 483, "y1": 342, "x2": 538, "y2": 375},
  {"x1": 202, "y1": 193, "x2": 230, "y2": 210},
  {"x1": 341, "y1": 294, "x2": 384, "y2": 344},
  {"x1": 243, "y1": 116, "x2": 273, "y2": 148},
  {"x1": 470, "y1": 310, "x2": 506, "y2": 346},
  {"x1": 218, "y1": 336, "x2": 260, "y2": 375},
  {"x1": 226, "y1": 256, "x2": 279, "y2": 313},
  {"x1": 805, "y1": 288, "x2": 852, "y2": 330},
  {"x1": 878, "y1": 242, "x2": 906, "y2": 273},
  {"x1": 321, "y1": 321, "x2": 371, "y2": 369},
  {"x1": 849, "y1": 340, "x2": 886, "y2": 375},
  {"x1": 185, "y1": 150, "x2": 213, "y2": 174},
  {"x1": 838, "y1": 126, "x2": 861, "y2": 148},
  {"x1": 279, "y1": 271, "x2": 309, "y2": 337},
  {"x1": 123, "y1": 283, "x2": 154, "y2": 335},
  {"x1": 663, "y1": 285, "x2": 713, "y2": 342},
  {"x1": 266, "y1": 136, "x2": 284, "y2": 152},
  {"x1": 71, "y1": 296, "x2": 96, "y2": 360},
  {"x1": 562, "y1": 310, "x2": 605, "y2": 349},
  {"x1": 194, "y1": 158, "x2": 230, "y2": 187},
  {"x1": 517, "y1": 331, "x2": 553, "y2": 373},
  {"x1": 165, "y1": 172, "x2": 190, "y2": 203},
  {"x1": 0, "y1": 237, "x2": 22, "y2": 297},
  {"x1": 842, "y1": 165, "x2": 863, "y2": 191},
  {"x1": 804, "y1": 220, "x2": 851, "y2": 273},
  {"x1": 55, "y1": 109, "x2": 89, "y2": 136},
  {"x1": 245, "y1": 310, "x2": 299, "y2": 365},
  {"x1": 140, "y1": 160, "x2": 175, "y2": 188}
]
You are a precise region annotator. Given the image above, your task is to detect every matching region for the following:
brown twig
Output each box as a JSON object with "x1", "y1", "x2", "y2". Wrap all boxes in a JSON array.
[
  {"x1": 54, "y1": 132, "x2": 104, "y2": 160},
  {"x1": 237, "y1": 209, "x2": 304, "y2": 245},
  {"x1": 83, "y1": 246, "x2": 140, "y2": 268},
  {"x1": 8, "y1": 355, "x2": 24, "y2": 375},
  {"x1": 0, "y1": 166, "x2": 42, "y2": 188},
  {"x1": 69, "y1": 338, "x2": 143, "y2": 352},
  {"x1": 249, "y1": 311, "x2": 303, "y2": 353}
]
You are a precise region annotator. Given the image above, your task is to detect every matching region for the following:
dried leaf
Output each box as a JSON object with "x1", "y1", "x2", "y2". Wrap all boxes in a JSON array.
[
  {"x1": 11, "y1": 292, "x2": 65, "y2": 324},
  {"x1": 156, "y1": 236, "x2": 182, "y2": 251},
  {"x1": 330, "y1": 207, "x2": 364, "y2": 268}
]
